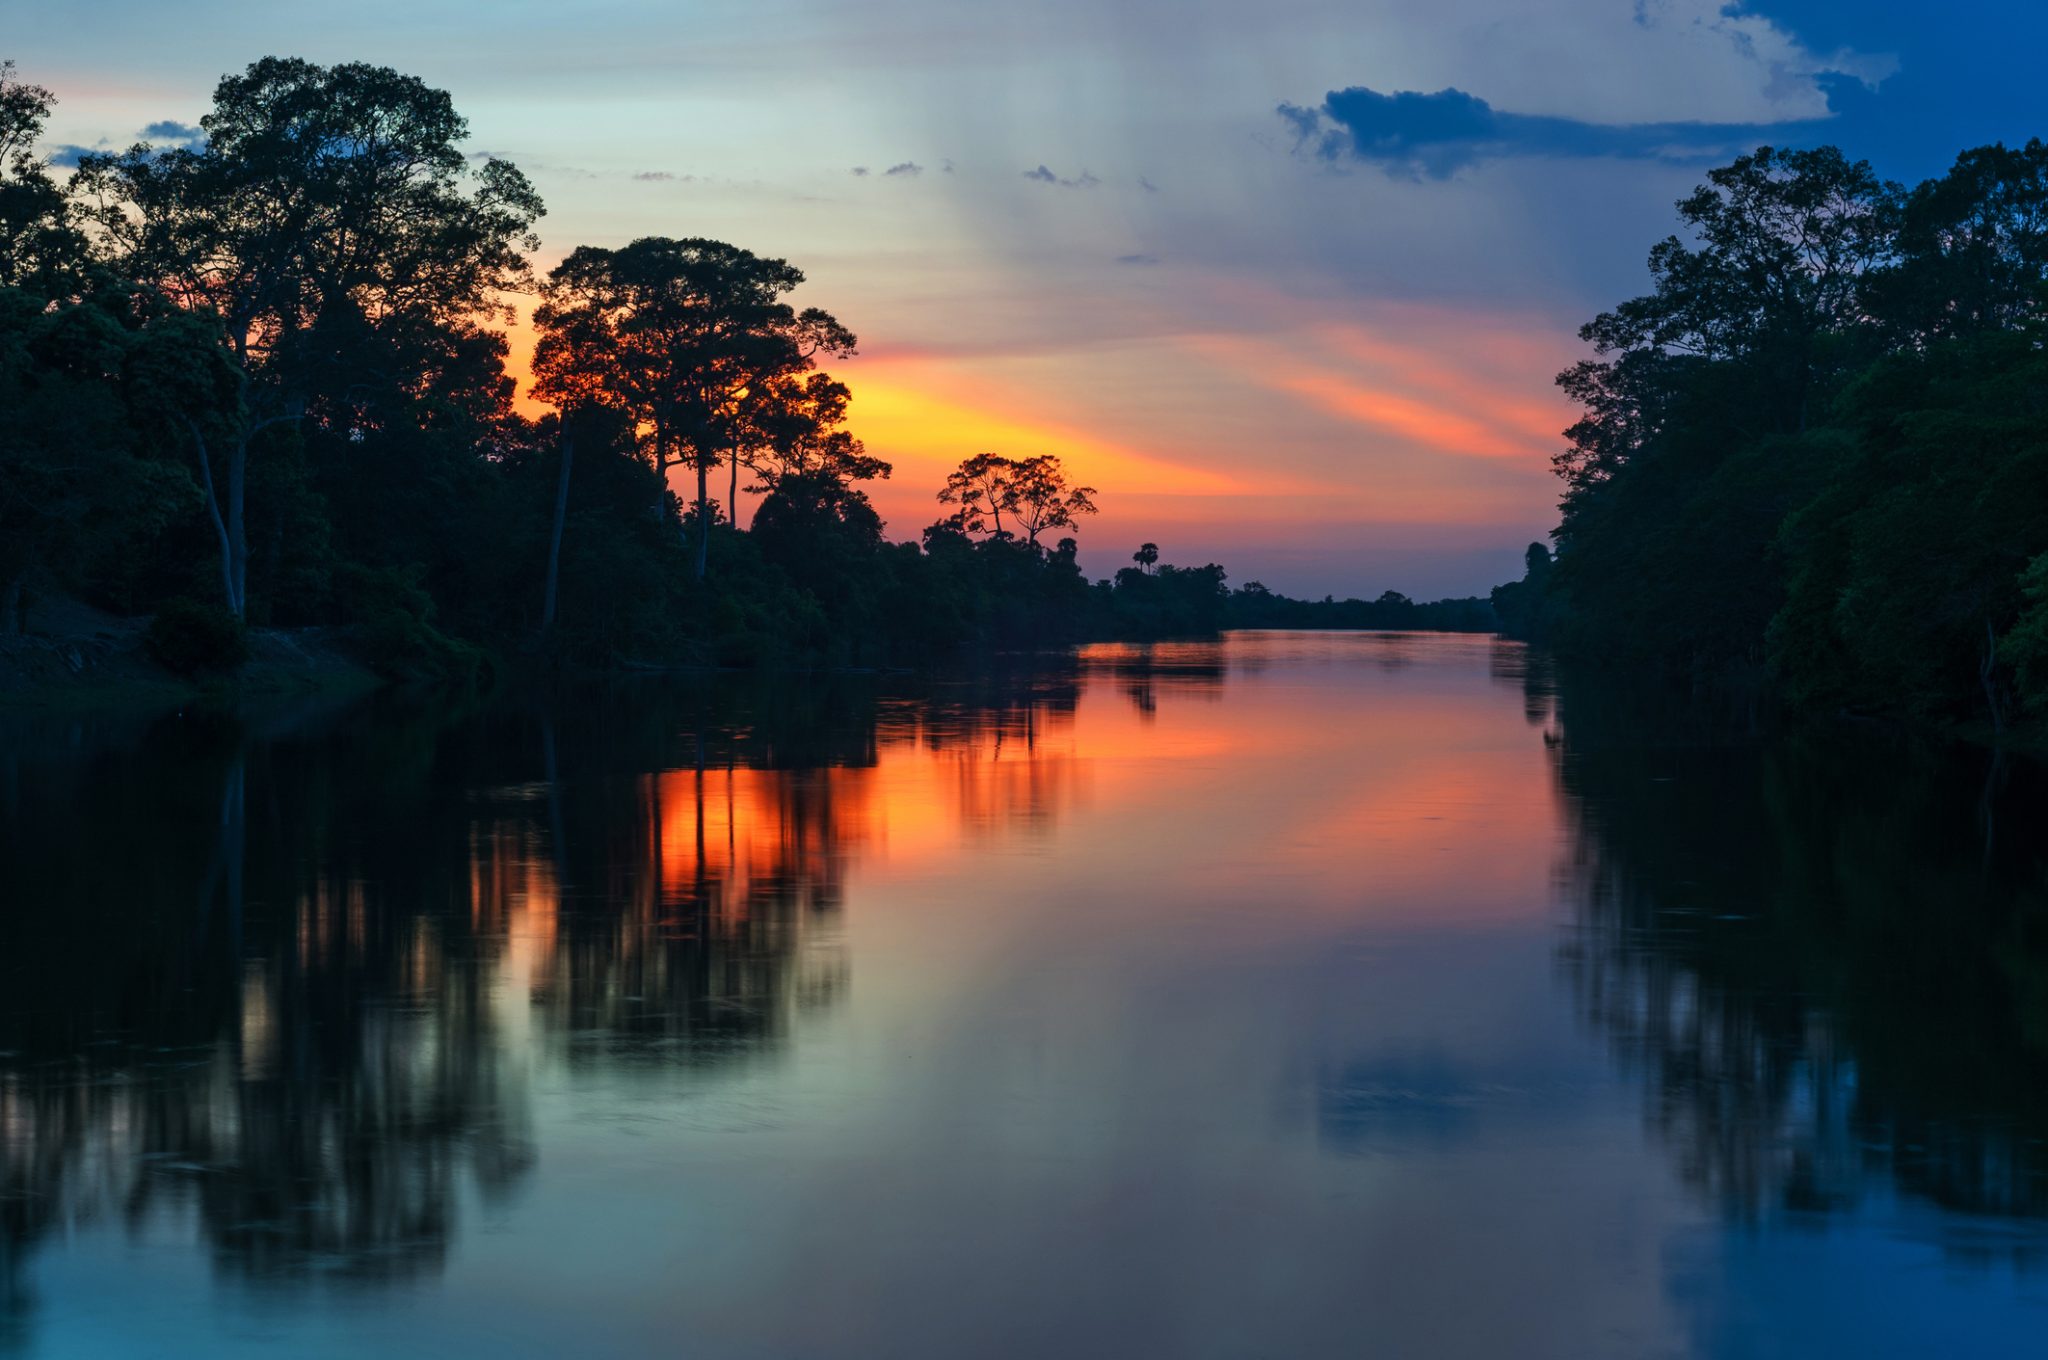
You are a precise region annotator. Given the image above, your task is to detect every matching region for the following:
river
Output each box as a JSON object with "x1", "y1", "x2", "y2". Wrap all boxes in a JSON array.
[{"x1": 3, "y1": 632, "x2": 2045, "y2": 1357}]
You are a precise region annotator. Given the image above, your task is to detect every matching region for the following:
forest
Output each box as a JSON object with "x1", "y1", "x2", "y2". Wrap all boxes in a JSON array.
[
  {"x1": 0, "y1": 57, "x2": 1490, "y2": 687},
  {"x1": 1492, "y1": 140, "x2": 2048, "y2": 733}
]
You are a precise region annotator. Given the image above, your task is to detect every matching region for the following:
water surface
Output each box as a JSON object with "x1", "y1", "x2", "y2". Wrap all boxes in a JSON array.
[{"x1": 4, "y1": 632, "x2": 2047, "y2": 1357}]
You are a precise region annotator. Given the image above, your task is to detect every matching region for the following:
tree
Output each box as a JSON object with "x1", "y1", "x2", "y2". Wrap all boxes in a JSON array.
[
  {"x1": 0, "y1": 61, "x2": 86, "y2": 295},
  {"x1": 1133, "y1": 542, "x2": 1159, "y2": 573},
  {"x1": 1007, "y1": 455, "x2": 1097, "y2": 547},
  {"x1": 70, "y1": 57, "x2": 542, "y2": 615},
  {"x1": 742, "y1": 371, "x2": 890, "y2": 497},
  {"x1": 936, "y1": 453, "x2": 1096, "y2": 548},
  {"x1": 1871, "y1": 139, "x2": 2048, "y2": 342},
  {"x1": 0, "y1": 286, "x2": 211, "y2": 630},
  {"x1": 937, "y1": 452, "x2": 1020, "y2": 540},
  {"x1": 1558, "y1": 146, "x2": 1898, "y2": 516},
  {"x1": 530, "y1": 237, "x2": 855, "y2": 579}
]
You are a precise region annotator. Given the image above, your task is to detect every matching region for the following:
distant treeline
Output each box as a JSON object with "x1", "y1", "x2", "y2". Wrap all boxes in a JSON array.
[
  {"x1": 1494, "y1": 141, "x2": 2048, "y2": 732},
  {"x1": 1227, "y1": 582, "x2": 1494, "y2": 632},
  {"x1": 0, "y1": 58, "x2": 1475, "y2": 684}
]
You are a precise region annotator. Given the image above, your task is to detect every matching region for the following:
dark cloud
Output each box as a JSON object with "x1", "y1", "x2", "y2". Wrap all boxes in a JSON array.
[
  {"x1": 885, "y1": 161, "x2": 922, "y2": 177},
  {"x1": 941, "y1": 158, "x2": 955, "y2": 174},
  {"x1": 1115, "y1": 253, "x2": 1160, "y2": 266},
  {"x1": 1023, "y1": 164, "x2": 1099, "y2": 189},
  {"x1": 1138, "y1": 176, "x2": 1161, "y2": 194},
  {"x1": 851, "y1": 165, "x2": 870, "y2": 176},
  {"x1": 50, "y1": 128, "x2": 197, "y2": 168},
  {"x1": 141, "y1": 119, "x2": 203, "y2": 146},
  {"x1": 633, "y1": 170, "x2": 685, "y2": 182},
  {"x1": 1278, "y1": 85, "x2": 1830, "y2": 178}
]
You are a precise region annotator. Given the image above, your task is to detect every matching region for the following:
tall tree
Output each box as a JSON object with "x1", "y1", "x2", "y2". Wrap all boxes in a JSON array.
[
  {"x1": 69, "y1": 57, "x2": 542, "y2": 615},
  {"x1": 937, "y1": 453, "x2": 1096, "y2": 548},
  {"x1": 530, "y1": 237, "x2": 854, "y2": 579},
  {"x1": 1006, "y1": 455, "x2": 1098, "y2": 547},
  {"x1": 936, "y1": 452, "x2": 1020, "y2": 540},
  {"x1": 737, "y1": 372, "x2": 888, "y2": 500},
  {"x1": 1559, "y1": 145, "x2": 1898, "y2": 519}
]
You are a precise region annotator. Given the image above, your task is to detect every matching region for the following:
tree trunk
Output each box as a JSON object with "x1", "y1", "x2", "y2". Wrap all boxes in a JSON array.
[
  {"x1": 694, "y1": 457, "x2": 711, "y2": 581},
  {"x1": 187, "y1": 419, "x2": 240, "y2": 616},
  {"x1": 541, "y1": 431, "x2": 575, "y2": 635},
  {"x1": 1981, "y1": 617, "x2": 2006, "y2": 740},
  {"x1": 228, "y1": 435, "x2": 248, "y2": 618},
  {"x1": 728, "y1": 447, "x2": 740, "y2": 534}
]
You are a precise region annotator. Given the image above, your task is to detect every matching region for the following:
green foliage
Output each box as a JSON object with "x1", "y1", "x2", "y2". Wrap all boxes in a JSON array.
[
  {"x1": 146, "y1": 598, "x2": 249, "y2": 675},
  {"x1": 1489, "y1": 544, "x2": 1552, "y2": 640},
  {"x1": 0, "y1": 61, "x2": 87, "y2": 294},
  {"x1": 335, "y1": 564, "x2": 483, "y2": 684},
  {"x1": 0, "y1": 286, "x2": 207, "y2": 612},
  {"x1": 1520, "y1": 137, "x2": 2048, "y2": 730},
  {"x1": 1999, "y1": 553, "x2": 2048, "y2": 712}
]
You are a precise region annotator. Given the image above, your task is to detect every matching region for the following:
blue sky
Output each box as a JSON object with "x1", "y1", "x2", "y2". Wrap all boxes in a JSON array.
[{"x1": 8, "y1": 1, "x2": 2042, "y2": 596}]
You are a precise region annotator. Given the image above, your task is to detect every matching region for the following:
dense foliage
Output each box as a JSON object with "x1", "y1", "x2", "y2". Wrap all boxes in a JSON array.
[
  {"x1": 0, "y1": 57, "x2": 1483, "y2": 677},
  {"x1": 1508, "y1": 141, "x2": 2048, "y2": 731}
]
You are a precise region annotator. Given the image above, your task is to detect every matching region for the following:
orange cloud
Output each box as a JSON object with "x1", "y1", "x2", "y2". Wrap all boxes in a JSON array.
[
  {"x1": 1315, "y1": 324, "x2": 1572, "y2": 451},
  {"x1": 1185, "y1": 331, "x2": 1560, "y2": 464}
]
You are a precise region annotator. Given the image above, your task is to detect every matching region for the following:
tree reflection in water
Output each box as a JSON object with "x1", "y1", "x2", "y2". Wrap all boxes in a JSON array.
[
  {"x1": 0, "y1": 661, "x2": 1155, "y2": 1342},
  {"x1": 1548, "y1": 669, "x2": 2048, "y2": 1263}
]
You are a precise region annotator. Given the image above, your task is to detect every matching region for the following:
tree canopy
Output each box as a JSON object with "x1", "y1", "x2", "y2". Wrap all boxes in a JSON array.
[{"x1": 1515, "y1": 137, "x2": 2048, "y2": 731}]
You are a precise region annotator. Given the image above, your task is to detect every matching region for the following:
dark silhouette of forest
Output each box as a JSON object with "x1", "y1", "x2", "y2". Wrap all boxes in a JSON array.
[
  {"x1": 1493, "y1": 141, "x2": 2048, "y2": 733},
  {"x1": 0, "y1": 57, "x2": 1488, "y2": 688}
]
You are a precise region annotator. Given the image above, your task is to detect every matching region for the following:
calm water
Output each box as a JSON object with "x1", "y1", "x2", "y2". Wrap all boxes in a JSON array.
[{"x1": 4, "y1": 632, "x2": 2048, "y2": 1358}]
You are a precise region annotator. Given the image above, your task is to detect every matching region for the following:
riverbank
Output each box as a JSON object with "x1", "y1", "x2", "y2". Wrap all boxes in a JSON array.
[{"x1": 0, "y1": 597, "x2": 380, "y2": 712}]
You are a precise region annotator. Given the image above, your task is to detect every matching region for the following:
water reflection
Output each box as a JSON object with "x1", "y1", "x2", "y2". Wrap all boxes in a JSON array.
[
  {"x1": 1550, "y1": 675, "x2": 2048, "y2": 1257},
  {"x1": 3, "y1": 639, "x2": 2047, "y2": 1355},
  {"x1": 0, "y1": 661, "x2": 1158, "y2": 1345}
]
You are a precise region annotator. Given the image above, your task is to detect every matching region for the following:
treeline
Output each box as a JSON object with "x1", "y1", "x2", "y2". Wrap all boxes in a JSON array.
[
  {"x1": 2, "y1": 57, "x2": 1473, "y2": 681},
  {"x1": 1227, "y1": 581, "x2": 1494, "y2": 632},
  {"x1": 1497, "y1": 141, "x2": 2048, "y2": 732}
]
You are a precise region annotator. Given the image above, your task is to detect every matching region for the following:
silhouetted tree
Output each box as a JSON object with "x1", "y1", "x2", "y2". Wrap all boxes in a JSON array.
[
  {"x1": 530, "y1": 237, "x2": 854, "y2": 579},
  {"x1": 1133, "y1": 542, "x2": 1159, "y2": 573},
  {"x1": 937, "y1": 452, "x2": 1021, "y2": 540},
  {"x1": 0, "y1": 62, "x2": 85, "y2": 295},
  {"x1": 1006, "y1": 455, "x2": 1097, "y2": 546},
  {"x1": 935, "y1": 453, "x2": 1094, "y2": 549},
  {"x1": 69, "y1": 57, "x2": 542, "y2": 616}
]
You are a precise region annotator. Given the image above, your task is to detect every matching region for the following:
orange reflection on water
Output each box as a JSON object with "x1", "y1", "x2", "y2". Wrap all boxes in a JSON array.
[{"x1": 651, "y1": 766, "x2": 881, "y2": 930}]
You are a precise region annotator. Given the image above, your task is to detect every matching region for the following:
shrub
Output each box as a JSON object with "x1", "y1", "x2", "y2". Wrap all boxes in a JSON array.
[
  {"x1": 146, "y1": 597, "x2": 249, "y2": 675},
  {"x1": 336, "y1": 564, "x2": 484, "y2": 683}
]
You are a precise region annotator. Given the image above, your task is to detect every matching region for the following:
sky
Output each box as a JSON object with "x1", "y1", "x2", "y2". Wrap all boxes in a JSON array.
[{"x1": 10, "y1": 0, "x2": 2046, "y2": 597}]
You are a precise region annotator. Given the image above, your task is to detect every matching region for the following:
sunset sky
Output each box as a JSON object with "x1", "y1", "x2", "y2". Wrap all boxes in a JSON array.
[{"x1": 14, "y1": 0, "x2": 2044, "y2": 596}]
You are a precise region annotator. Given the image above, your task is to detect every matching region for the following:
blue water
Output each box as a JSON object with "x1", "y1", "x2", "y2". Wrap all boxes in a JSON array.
[{"x1": 3, "y1": 633, "x2": 2045, "y2": 1356}]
